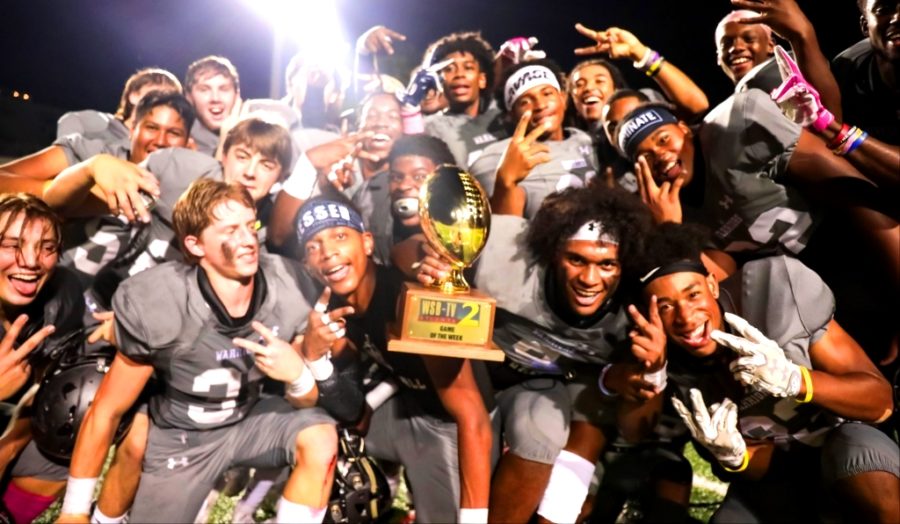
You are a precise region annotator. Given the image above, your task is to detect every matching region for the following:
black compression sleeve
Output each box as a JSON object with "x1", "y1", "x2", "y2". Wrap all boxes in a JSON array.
[{"x1": 315, "y1": 351, "x2": 366, "y2": 426}]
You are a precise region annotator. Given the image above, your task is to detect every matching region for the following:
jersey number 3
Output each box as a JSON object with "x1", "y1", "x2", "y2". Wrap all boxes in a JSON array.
[{"x1": 187, "y1": 368, "x2": 242, "y2": 424}]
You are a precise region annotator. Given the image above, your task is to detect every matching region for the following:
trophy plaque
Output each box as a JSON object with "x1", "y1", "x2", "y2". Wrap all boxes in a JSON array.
[{"x1": 388, "y1": 165, "x2": 504, "y2": 361}]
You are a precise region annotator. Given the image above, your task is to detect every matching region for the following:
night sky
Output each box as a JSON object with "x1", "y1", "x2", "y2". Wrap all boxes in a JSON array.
[{"x1": 1, "y1": 1, "x2": 863, "y2": 116}]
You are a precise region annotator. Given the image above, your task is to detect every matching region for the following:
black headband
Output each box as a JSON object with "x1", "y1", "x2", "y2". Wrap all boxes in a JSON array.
[{"x1": 639, "y1": 259, "x2": 708, "y2": 287}]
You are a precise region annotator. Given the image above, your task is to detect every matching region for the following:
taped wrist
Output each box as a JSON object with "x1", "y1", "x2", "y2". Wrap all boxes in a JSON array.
[
  {"x1": 314, "y1": 355, "x2": 365, "y2": 425},
  {"x1": 281, "y1": 153, "x2": 318, "y2": 200},
  {"x1": 61, "y1": 476, "x2": 98, "y2": 516},
  {"x1": 287, "y1": 366, "x2": 316, "y2": 398},
  {"x1": 365, "y1": 379, "x2": 400, "y2": 411}
]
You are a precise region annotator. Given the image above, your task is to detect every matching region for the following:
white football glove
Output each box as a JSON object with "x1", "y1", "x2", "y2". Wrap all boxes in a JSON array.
[
  {"x1": 671, "y1": 389, "x2": 746, "y2": 469},
  {"x1": 711, "y1": 312, "x2": 803, "y2": 398}
]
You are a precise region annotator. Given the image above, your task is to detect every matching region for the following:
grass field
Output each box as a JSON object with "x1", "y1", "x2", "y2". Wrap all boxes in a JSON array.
[{"x1": 35, "y1": 442, "x2": 726, "y2": 523}]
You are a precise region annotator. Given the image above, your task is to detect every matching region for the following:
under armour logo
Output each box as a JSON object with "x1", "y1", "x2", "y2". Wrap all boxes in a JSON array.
[
  {"x1": 167, "y1": 456, "x2": 189, "y2": 469},
  {"x1": 718, "y1": 195, "x2": 733, "y2": 209},
  {"x1": 579, "y1": 145, "x2": 592, "y2": 157}
]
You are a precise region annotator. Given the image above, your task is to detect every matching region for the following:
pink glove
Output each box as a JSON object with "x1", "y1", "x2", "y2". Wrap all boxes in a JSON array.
[
  {"x1": 497, "y1": 36, "x2": 546, "y2": 64},
  {"x1": 770, "y1": 45, "x2": 834, "y2": 132}
]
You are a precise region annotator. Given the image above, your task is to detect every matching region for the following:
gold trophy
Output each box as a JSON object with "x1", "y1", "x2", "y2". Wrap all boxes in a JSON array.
[{"x1": 388, "y1": 165, "x2": 504, "y2": 361}]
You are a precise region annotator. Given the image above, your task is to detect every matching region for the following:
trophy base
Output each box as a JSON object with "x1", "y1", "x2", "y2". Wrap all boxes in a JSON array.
[
  {"x1": 387, "y1": 282, "x2": 504, "y2": 362},
  {"x1": 388, "y1": 330, "x2": 505, "y2": 361}
]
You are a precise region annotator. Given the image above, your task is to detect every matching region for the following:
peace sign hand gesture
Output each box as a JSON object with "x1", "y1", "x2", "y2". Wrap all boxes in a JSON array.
[
  {"x1": 0, "y1": 314, "x2": 55, "y2": 401},
  {"x1": 574, "y1": 24, "x2": 649, "y2": 63},
  {"x1": 496, "y1": 111, "x2": 552, "y2": 189},
  {"x1": 627, "y1": 295, "x2": 667, "y2": 370},
  {"x1": 233, "y1": 321, "x2": 304, "y2": 383}
]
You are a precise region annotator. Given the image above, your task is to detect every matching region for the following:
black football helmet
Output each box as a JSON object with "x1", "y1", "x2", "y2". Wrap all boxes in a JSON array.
[
  {"x1": 31, "y1": 340, "x2": 135, "y2": 462},
  {"x1": 324, "y1": 430, "x2": 392, "y2": 524}
]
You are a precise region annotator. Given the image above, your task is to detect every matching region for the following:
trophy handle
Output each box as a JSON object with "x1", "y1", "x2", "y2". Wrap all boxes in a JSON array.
[{"x1": 433, "y1": 265, "x2": 470, "y2": 294}]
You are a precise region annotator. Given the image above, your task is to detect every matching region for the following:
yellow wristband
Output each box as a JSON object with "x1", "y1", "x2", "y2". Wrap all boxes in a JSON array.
[
  {"x1": 796, "y1": 366, "x2": 813, "y2": 404},
  {"x1": 722, "y1": 449, "x2": 750, "y2": 473},
  {"x1": 645, "y1": 58, "x2": 665, "y2": 77}
]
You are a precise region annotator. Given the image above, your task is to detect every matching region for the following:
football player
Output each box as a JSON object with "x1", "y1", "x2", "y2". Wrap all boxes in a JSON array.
[
  {"x1": 0, "y1": 194, "x2": 85, "y2": 524},
  {"x1": 183, "y1": 55, "x2": 241, "y2": 156},
  {"x1": 423, "y1": 31, "x2": 509, "y2": 167},
  {"x1": 616, "y1": 101, "x2": 897, "y2": 266},
  {"x1": 57, "y1": 68, "x2": 182, "y2": 142},
  {"x1": 296, "y1": 196, "x2": 495, "y2": 523},
  {"x1": 268, "y1": 92, "x2": 403, "y2": 252},
  {"x1": 351, "y1": 134, "x2": 456, "y2": 266},
  {"x1": 40, "y1": 117, "x2": 296, "y2": 523},
  {"x1": 415, "y1": 184, "x2": 674, "y2": 523},
  {"x1": 57, "y1": 179, "x2": 337, "y2": 523},
  {"x1": 833, "y1": 0, "x2": 900, "y2": 145},
  {"x1": 470, "y1": 59, "x2": 598, "y2": 219},
  {"x1": 0, "y1": 91, "x2": 194, "y2": 293},
  {"x1": 627, "y1": 222, "x2": 899, "y2": 523},
  {"x1": 569, "y1": 24, "x2": 708, "y2": 192}
]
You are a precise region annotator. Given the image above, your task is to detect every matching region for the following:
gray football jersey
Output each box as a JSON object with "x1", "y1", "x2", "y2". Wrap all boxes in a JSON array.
[
  {"x1": 668, "y1": 256, "x2": 839, "y2": 447},
  {"x1": 113, "y1": 254, "x2": 316, "y2": 430},
  {"x1": 425, "y1": 105, "x2": 509, "y2": 167},
  {"x1": 53, "y1": 132, "x2": 131, "y2": 167},
  {"x1": 470, "y1": 128, "x2": 598, "y2": 220},
  {"x1": 698, "y1": 89, "x2": 816, "y2": 256},
  {"x1": 125, "y1": 148, "x2": 223, "y2": 275},
  {"x1": 352, "y1": 170, "x2": 394, "y2": 266},
  {"x1": 54, "y1": 134, "x2": 133, "y2": 285},
  {"x1": 56, "y1": 110, "x2": 130, "y2": 142},
  {"x1": 473, "y1": 215, "x2": 630, "y2": 374}
]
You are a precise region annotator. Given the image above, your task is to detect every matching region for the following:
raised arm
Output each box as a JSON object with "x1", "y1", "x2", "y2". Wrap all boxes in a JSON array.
[
  {"x1": 43, "y1": 154, "x2": 159, "y2": 223},
  {"x1": 731, "y1": 0, "x2": 842, "y2": 120},
  {"x1": 574, "y1": 24, "x2": 709, "y2": 119}
]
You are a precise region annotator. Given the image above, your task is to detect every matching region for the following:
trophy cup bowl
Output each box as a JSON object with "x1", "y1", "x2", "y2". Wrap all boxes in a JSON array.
[
  {"x1": 419, "y1": 164, "x2": 491, "y2": 294},
  {"x1": 388, "y1": 165, "x2": 503, "y2": 361}
]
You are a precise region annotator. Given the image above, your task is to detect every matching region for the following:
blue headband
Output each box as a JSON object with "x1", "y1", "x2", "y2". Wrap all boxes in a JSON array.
[
  {"x1": 617, "y1": 106, "x2": 679, "y2": 162},
  {"x1": 296, "y1": 200, "x2": 366, "y2": 248}
]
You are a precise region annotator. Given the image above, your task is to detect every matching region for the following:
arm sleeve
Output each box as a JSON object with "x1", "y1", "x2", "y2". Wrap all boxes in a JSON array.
[{"x1": 314, "y1": 349, "x2": 367, "y2": 426}]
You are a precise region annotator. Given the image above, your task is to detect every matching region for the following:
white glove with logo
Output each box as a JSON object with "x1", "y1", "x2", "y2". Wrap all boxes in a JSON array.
[
  {"x1": 711, "y1": 312, "x2": 802, "y2": 398},
  {"x1": 671, "y1": 389, "x2": 746, "y2": 469}
]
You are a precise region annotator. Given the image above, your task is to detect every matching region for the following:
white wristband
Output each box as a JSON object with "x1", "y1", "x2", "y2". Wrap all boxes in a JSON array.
[
  {"x1": 459, "y1": 507, "x2": 489, "y2": 524},
  {"x1": 633, "y1": 47, "x2": 653, "y2": 69},
  {"x1": 306, "y1": 353, "x2": 334, "y2": 381},
  {"x1": 365, "y1": 380, "x2": 400, "y2": 411},
  {"x1": 287, "y1": 365, "x2": 316, "y2": 398},
  {"x1": 61, "y1": 476, "x2": 98, "y2": 516},
  {"x1": 642, "y1": 361, "x2": 668, "y2": 392},
  {"x1": 281, "y1": 152, "x2": 318, "y2": 200},
  {"x1": 598, "y1": 364, "x2": 619, "y2": 398}
]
